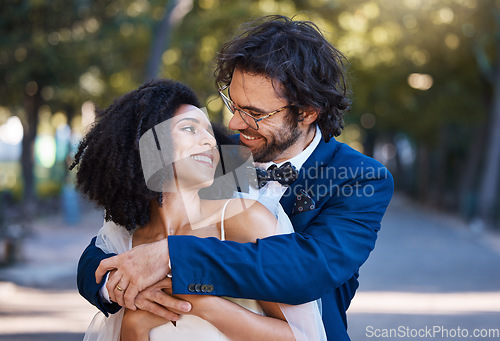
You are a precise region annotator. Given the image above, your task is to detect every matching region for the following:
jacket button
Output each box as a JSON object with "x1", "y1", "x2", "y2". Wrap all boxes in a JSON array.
[
  {"x1": 201, "y1": 284, "x2": 208, "y2": 293},
  {"x1": 195, "y1": 283, "x2": 202, "y2": 292},
  {"x1": 188, "y1": 283, "x2": 196, "y2": 292},
  {"x1": 206, "y1": 284, "x2": 214, "y2": 293}
]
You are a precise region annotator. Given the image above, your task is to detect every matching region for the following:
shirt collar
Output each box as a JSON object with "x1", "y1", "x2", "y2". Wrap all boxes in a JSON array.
[{"x1": 255, "y1": 126, "x2": 322, "y2": 171}]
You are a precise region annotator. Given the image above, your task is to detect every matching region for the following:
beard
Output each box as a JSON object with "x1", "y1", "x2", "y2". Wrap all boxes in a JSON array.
[{"x1": 243, "y1": 115, "x2": 302, "y2": 162}]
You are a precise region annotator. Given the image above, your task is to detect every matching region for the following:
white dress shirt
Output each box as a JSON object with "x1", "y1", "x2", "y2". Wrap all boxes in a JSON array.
[{"x1": 250, "y1": 126, "x2": 322, "y2": 201}]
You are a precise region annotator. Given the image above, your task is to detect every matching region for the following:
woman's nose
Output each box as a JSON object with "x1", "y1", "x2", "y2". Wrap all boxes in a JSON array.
[{"x1": 202, "y1": 130, "x2": 216, "y2": 147}]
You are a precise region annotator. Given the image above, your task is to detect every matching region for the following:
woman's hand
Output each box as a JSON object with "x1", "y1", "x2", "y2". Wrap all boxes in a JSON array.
[{"x1": 120, "y1": 308, "x2": 168, "y2": 341}]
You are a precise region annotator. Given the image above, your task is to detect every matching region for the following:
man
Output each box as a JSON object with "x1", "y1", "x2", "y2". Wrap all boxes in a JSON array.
[{"x1": 78, "y1": 15, "x2": 393, "y2": 340}]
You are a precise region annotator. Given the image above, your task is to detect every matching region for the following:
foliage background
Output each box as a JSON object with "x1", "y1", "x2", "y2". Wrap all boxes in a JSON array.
[{"x1": 0, "y1": 0, "x2": 499, "y2": 228}]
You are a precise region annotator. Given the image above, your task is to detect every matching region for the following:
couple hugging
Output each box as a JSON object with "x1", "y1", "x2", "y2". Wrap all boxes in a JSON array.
[{"x1": 73, "y1": 15, "x2": 394, "y2": 340}]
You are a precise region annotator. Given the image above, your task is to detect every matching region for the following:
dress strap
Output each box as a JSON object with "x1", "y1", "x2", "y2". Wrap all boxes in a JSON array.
[{"x1": 220, "y1": 199, "x2": 232, "y2": 241}]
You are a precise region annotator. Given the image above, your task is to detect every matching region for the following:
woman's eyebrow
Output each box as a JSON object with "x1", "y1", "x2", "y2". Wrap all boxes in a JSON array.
[
  {"x1": 175, "y1": 117, "x2": 214, "y2": 132},
  {"x1": 174, "y1": 117, "x2": 200, "y2": 126}
]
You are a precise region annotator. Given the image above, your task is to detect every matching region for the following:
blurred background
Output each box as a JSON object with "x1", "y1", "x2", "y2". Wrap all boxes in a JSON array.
[{"x1": 0, "y1": 0, "x2": 499, "y2": 340}]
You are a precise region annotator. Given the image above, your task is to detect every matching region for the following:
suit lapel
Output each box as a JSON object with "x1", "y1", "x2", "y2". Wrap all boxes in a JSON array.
[{"x1": 280, "y1": 138, "x2": 338, "y2": 215}]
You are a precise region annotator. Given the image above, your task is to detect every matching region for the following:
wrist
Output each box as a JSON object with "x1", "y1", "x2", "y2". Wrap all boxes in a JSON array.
[
  {"x1": 194, "y1": 295, "x2": 219, "y2": 320},
  {"x1": 153, "y1": 238, "x2": 170, "y2": 278},
  {"x1": 165, "y1": 237, "x2": 172, "y2": 277},
  {"x1": 121, "y1": 321, "x2": 148, "y2": 341}
]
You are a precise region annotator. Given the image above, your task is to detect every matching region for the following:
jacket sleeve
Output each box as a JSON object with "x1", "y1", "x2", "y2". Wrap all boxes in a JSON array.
[
  {"x1": 77, "y1": 237, "x2": 121, "y2": 316},
  {"x1": 169, "y1": 168, "x2": 394, "y2": 305}
]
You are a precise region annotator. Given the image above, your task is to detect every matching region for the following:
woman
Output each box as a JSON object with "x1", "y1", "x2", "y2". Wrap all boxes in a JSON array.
[{"x1": 71, "y1": 79, "x2": 325, "y2": 340}]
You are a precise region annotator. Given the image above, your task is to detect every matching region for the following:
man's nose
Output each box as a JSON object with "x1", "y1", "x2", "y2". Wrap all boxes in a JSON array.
[{"x1": 228, "y1": 112, "x2": 249, "y2": 131}]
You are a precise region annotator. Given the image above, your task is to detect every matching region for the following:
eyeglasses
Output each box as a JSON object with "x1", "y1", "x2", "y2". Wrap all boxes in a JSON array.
[{"x1": 218, "y1": 84, "x2": 291, "y2": 130}]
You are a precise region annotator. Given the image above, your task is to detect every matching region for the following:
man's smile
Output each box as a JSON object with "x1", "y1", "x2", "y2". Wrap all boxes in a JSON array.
[{"x1": 240, "y1": 132, "x2": 259, "y2": 141}]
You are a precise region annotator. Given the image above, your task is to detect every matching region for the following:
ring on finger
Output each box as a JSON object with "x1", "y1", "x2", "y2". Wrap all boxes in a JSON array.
[{"x1": 116, "y1": 285, "x2": 125, "y2": 292}]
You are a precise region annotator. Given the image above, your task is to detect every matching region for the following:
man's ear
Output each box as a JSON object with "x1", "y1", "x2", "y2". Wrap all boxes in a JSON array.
[{"x1": 300, "y1": 108, "x2": 319, "y2": 125}]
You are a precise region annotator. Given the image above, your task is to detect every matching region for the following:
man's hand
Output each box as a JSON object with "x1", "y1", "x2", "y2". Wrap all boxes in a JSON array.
[
  {"x1": 95, "y1": 238, "x2": 172, "y2": 310},
  {"x1": 135, "y1": 278, "x2": 192, "y2": 320}
]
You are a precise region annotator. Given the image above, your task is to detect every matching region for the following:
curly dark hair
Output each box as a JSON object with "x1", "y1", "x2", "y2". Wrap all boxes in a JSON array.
[
  {"x1": 215, "y1": 15, "x2": 350, "y2": 142},
  {"x1": 69, "y1": 79, "x2": 205, "y2": 231}
]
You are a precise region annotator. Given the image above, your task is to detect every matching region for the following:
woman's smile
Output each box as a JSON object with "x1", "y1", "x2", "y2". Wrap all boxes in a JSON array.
[{"x1": 190, "y1": 151, "x2": 214, "y2": 167}]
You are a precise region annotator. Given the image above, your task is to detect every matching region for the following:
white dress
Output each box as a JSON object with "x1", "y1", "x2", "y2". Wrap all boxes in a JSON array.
[{"x1": 84, "y1": 198, "x2": 326, "y2": 341}]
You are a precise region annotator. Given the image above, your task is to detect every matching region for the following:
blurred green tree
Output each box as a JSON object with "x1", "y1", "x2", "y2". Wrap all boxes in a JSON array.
[
  {"x1": 473, "y1": 7, "x2": 500, "y2": 226},
  {"x1": 0, "y1": 0, "x2": 170, "y2": 209},
  {"x1": 1, "y1": 0, "x2": 498, "y2": 226}
]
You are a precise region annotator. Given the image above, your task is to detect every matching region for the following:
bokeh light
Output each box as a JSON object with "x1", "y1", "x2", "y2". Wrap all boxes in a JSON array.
[
  {"x1": 360, "y1": 113, "x2": 376, "y2": 129},
  {"x1": 408, "y1": 73, "x2": 434, "y2": 90},
  {"x1": 206, "y1": 95, "x2": 223, "y2": 113},
  {"x1": 35, "y1": 135, "x2": 56, "y2": 168},
  {"x1": 81, "y1": 101, "x2": 96, "y2": 131},
  {"x1": 0, "y1": 116, "x2": 23, "y2": 145}
]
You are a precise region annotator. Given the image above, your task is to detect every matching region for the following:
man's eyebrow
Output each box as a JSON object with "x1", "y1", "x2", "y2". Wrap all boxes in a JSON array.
[
  {"x1": 238, "y1": 104, "x2": 267, "y2": 114},
  {"x1": 228, "y1": 94, "x2": 266, "y2": 114},
  {"x1": 228, "y1": 88, "x2": 266, "y2": 114}
]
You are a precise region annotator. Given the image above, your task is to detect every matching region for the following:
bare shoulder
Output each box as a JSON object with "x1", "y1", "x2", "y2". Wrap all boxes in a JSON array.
[{"x1": 222, "y1": 198, "x2": 278, "y2": 243}]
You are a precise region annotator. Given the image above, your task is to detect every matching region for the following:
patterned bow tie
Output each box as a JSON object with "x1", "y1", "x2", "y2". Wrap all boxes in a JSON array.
[
  {"x1": 292, "y1": 189, "x2": 316, "y2": 214},
  {"x1": 250, "y1": 162, "x2": 299, "y2": 189}
]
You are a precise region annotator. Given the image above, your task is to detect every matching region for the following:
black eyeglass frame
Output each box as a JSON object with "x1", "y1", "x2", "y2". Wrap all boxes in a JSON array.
[{"x1": 217, "y1": 84, "x2": 292, "y2": 130}]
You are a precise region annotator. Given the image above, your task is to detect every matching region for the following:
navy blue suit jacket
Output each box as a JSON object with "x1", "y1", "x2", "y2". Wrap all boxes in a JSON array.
[{"x1": 77, "y1": 137, "x2": 394, "y2": 340}]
